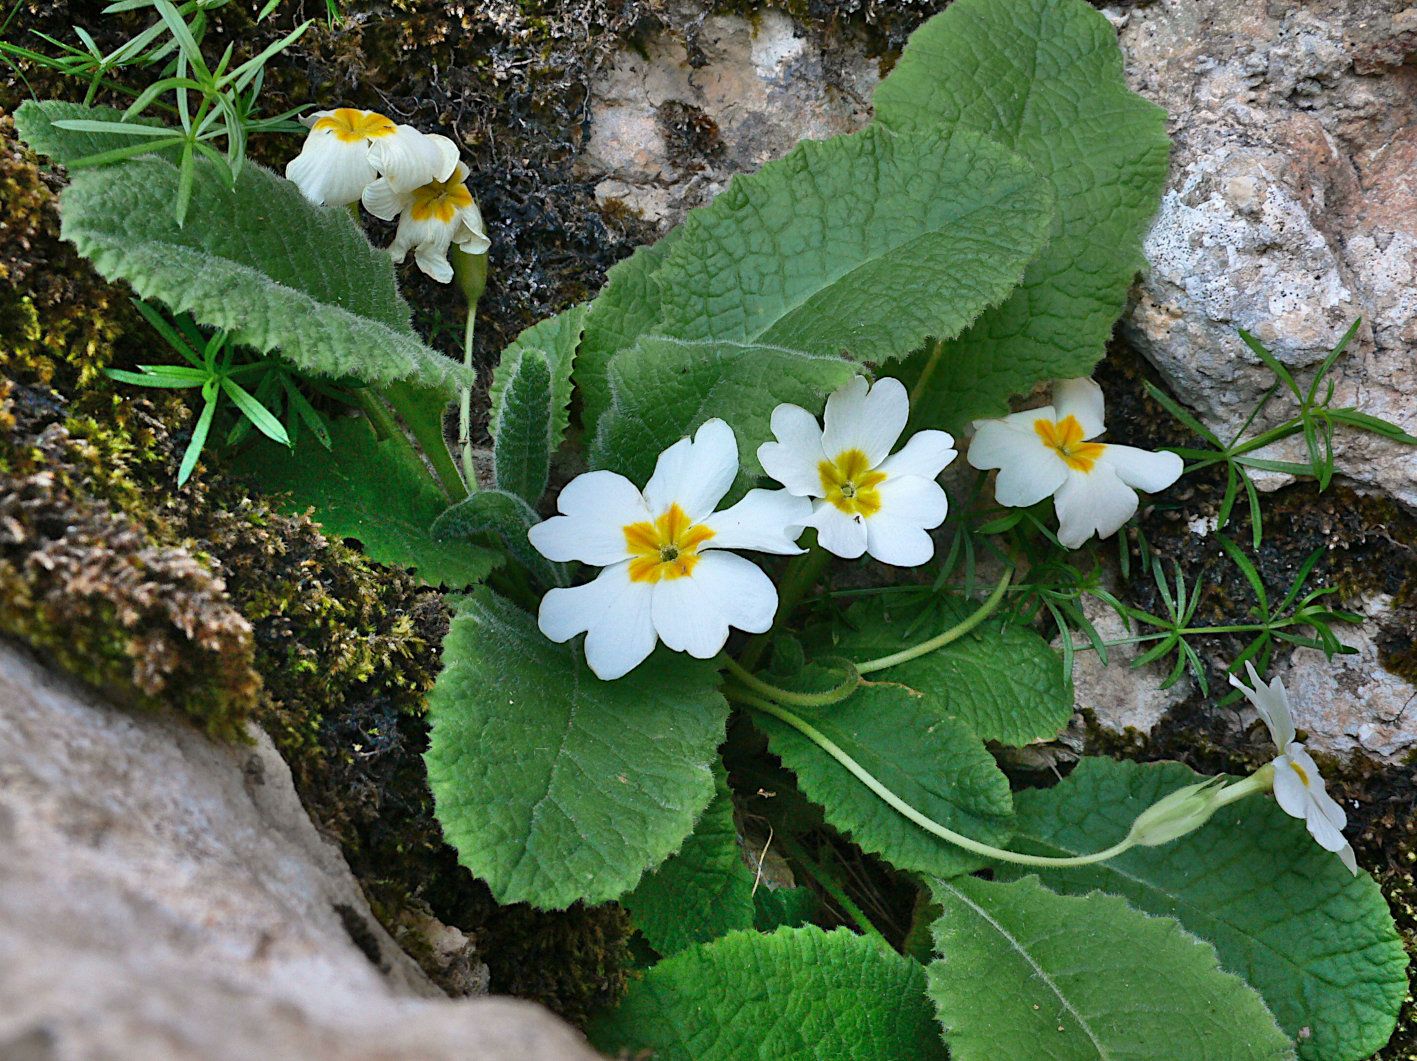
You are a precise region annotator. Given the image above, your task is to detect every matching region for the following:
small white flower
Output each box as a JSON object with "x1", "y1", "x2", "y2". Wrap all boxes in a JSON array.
[
  {"x1": 756, "y1": 376, "x2": 956, "y2": 566},
  {"x1": 285, "y1": 107, "x2": 400, "y2": 206},
  {"x1": 362, "y1": 162, "x2": 491, "y2": 283},
  {"x1": 529, "y1": 419, "x2": 811, "y2": 680},
  {"x1": 366, "y1": 126, "x2": 460, "y2": 192},
  {"x1": 966, "y1": 378, "x2": 1183, "y2": 549},
  {"x1": 1230, "y1": 661, "x2": 1358, "y2": 875}
]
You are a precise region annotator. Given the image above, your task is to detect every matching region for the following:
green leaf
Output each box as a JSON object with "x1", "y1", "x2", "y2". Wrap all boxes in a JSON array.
[
  {"x1": 235, "y1": 417, "x2": 499, "y2": 589},
  {"x1": 753, "y1": 684, "x2": 1013, "y2": 879},
  {"x1": 488, "y1": 302, "x2": 589, "y2": 446},
  {"x1": 491, "y1": 352, "x2": 553, "y2": 505},
  {"x1": 576, "y1": 229, "x2": 684, "y2": 439},
  {"x1": 649, "y1": 124, "x2": 1055, "y2": 364},
  {"x1": 996, "y1": 757, "x2": 1409, "y2": 1061},
  {"x1": 56, "y1": 154, "x2": 470, "y2": 393},
  {"x1": 875, "y1": 0, "x2": 1170, "y2": 430},
  {"x1": 592, "y1": 337, "x2": 859, "y2": 487},
  {"x1": 623, "y1": 762, "x2": 756, "y2": 956},
  {"x1": 754, "y1": 886, "x2": 818, "y2": 932},
  {"x1": 14, "y1": 99, "x2": 178, "y2": 163},
  {"x1": 590, "y1": 926, "x2": 947, "y2": 1061},
  {"x1": 431, "y1": 489, "x2": 566, "y2": 588},
  {"x1": 929, "y1": 875, "x2": 1295, "y2": 1060},
  {"x1": 425, "y1": 591, "x2": 730, "y2": 909},
  {"x1": 817, "y1": 595, "x2": 1072, "y2": 746}
]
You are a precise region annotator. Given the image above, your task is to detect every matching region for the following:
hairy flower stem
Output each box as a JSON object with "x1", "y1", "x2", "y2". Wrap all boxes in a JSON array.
[
  {"x1": 459, "y1": 308, "x2": 477, "y2": 489},
  {"x1": 855, "y1": 565, "x2": 1014, "y2": 674},
  {"x1": 738, "y1": 543, "x2": 830, "y2": 672},
  {"x1": 733, "y1": 689, "x2": 1136, "y2": 868},
  {"x1": 909, "y1": 338, "x2": 946, "y2": 408},
  {"x1": 1216, "y1": 764, "x2": 1275, "y2": 807},
  {"x1": 722, "y1": 656, "x2": 859, "y2": 708}
]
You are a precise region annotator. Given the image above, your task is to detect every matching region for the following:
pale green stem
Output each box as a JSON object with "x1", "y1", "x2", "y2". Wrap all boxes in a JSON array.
[
  {"x1": 1215, "y1": 763, "x2": 1275, "y2": 808},
  {"x1": 736, "y1": 690, "x2": 1135, "y2": 868},
  {"x1": 459, "y1": 308, "x2": 477, "y2": 489},
  {"x1": 722, "y1": 657, "x2": 859, "y2": 709},
  {"x1": 855, "y1": 565, "x2": 1013, "y2": 675},
  {"x1": 909, "y1": 339, "x2": 947, "y2": 408}
]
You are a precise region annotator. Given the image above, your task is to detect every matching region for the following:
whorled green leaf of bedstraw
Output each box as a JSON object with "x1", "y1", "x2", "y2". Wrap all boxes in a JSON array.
[
  {"x1": 590, "y1": 926, "x2": 947, "y2": 1061},
  {"x1": 875, "y1": 0, "x2": 1170, "y2": 432},
  {"x1": 753, "y1": 683, "x2": 1014, "y2": 880},
  {"x1": 235, "y1": 417, "x2": 499, "y2": 590},
  {"x1": 813, "y1": 594, "x2": 1073, "y2": 747},
  {"x1": 930, "y1": 874, "x2": 1295, "y2": 1060},
  {"x1": 622, "y1": 761, "x2": 756, "y2": 957},
  {"x1": 995, "y1": 757, "x2": 1409, "y2": 1061},
  {"x1": 424, "y1": 590, "x2": 729, "y2": 910},
  {"x1": 53, "y1": 151, "x2": 470, "y2": 395}
]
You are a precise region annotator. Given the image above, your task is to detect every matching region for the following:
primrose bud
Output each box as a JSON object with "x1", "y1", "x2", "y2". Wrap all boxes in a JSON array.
[
  {"x1": 452, "y1": 244, "x2": 489, "y2": 307},
  {"x1": 1126, "y1": 776, "x2": 1228, "y2": 848}
]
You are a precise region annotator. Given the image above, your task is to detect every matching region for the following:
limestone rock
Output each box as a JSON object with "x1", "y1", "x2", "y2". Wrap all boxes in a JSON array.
[
  {"x1": 1118, "y1": 0, "x2": 1417, "y2": 507},
  {"x1": 0, "y1": 641, "x2": 597, "y2": 1061}
]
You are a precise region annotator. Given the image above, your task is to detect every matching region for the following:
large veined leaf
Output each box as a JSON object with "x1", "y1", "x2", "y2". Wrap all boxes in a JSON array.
[
  {"x1": 236, "y1": 418, "x2": 498, "y2": 589},
  {"x1": 874, "y1": 0, "x2": 1170, "y2": 430},
  {"x1": 930, "y1": 875, "x2": 1295, "y2": 1060},
  {"x1": 648, "y1": 124, "x2": 1055, "y2": 365},
  {"x1": 592, "y1": 337, "x2": 858, "y2": 487},
  {"x1": 431, "y1": 489, "x2": 566, "y2": 588},
  {"x1": 487, "y1": 302, "x2": 589, "y2": 445},
  {"x1": 997, "y1": 758, "x2": 1409, "y2": 1061},
  {"x1": 754, "y1": 684, "x2": 1013, "y2": 879},
  {"x1": 590, "y1": 926, "x2": 947, "y2": 1061},
  {"x1": 424, "y1": 591, "x2": 730, "y2": 909},
  {"x1": 816, "y1": 595, "x2": 1072, "y2": 746},
  {"x1": 491, "y1": 352, "x2": 554, "y2": 505},
  {"x1": 623, "y1": 762, "x2": 756, "y2": 956},
  {"x1": 54, "y1": 152, "x2": 469, "y2": 393},
  {"x1": 576, "y1": 229, "x2": 684, "y2": 439}
]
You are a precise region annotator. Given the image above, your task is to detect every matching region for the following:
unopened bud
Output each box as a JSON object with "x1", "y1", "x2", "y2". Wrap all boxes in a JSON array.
[
  {"x1": 452, "y1": 244, "x2": 488, "y2": 307},
  {"x1": 1126, "y1": 776, "x2": 1228, "y2": 848}
]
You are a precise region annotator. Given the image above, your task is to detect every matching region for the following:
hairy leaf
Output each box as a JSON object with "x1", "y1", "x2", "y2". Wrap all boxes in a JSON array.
[
  {"x1": 875, "y1": 0, "x2": 1170, "y2": 430},
  {"x1": 488, "y1": 302, "x2": 589, "y2": 446},
  {"x1": 754, "y1": 684, "x2": 1013, "y2": 879},
  {"x1": 425, "y1": 591, "x2": 729, "y2": 909},
  {"x1": 236, "y1": 418, "x2": 498, "y2": 589},
  {"x1": 14, "y1": 99, "x2": 175, "y2": 163},
  {"x1": 591, "y1": 926, "x2": 946, "y2": 1060},
  {"x1": 998, "y1": 758, "x2": 1409, "y2": 1061},
  {"x1": 431, "y1": 489, "x2": 566, "y2": 588},
  {"x1": 492, "y1": 352, "x2": 554, "y2": 505},
  {"x1": 624, "y1": 762, "x2": 756, "y2": 956}
]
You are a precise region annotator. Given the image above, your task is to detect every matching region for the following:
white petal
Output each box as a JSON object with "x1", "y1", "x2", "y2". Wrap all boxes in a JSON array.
[
  {"x1": 1271, "y1": 753, "x2": 1309, "y2": 820},
  {"x1": 1052, "y1": 463, "x2": 1139, "y2": 548},
  {"x1": 360, "y1": 177, "x2": 409, "y2": 221},
  {"x1": 878, "y1": 429, "x2": 956, "y2": 481},
  {"x1": 968, "y1": 420, "x2": 1069, "y2": 508},
  {"x1": 528, "y1": 470, "x2": 647, "y2": 565},
  {"x1": 1231, "y1": 661, "x2": 1296, "y2": 749},
  {"x1": 1288, "y1": 747, "x2": 1346, "y2": 830},
  {"x1": 688, "y1": 552, "x2": 779, "y2": 635},
  {"x1": 537, "y1": 563, "x2": 657, "y2": 679},
  {"x1": 286, "y1": 131, "x2": 375, "y2": 206},
  {"x1": 368, "y1": 127, "x2": 460, "y2": 191},
  {"x1": 875, "y1": 475, "x2": 948, "y2": 530},
  {"x1": 643, "y1": 418, "x2": 738, "y2": 519},
  {"x1": 413, "y1": 242, "x2": 455, "y2": 284},
  {"x1": 701, "y1": 489, "x2": 811, "y2": 555},
  {"x1": 865, "y1": 513, "x2": 935, "y2": 567},
  {"x1": 1052, "y1": 377, "x2": 1106, "y2": 439},
  {"x1": 650, "y1": 576, "x2": 731, "y2": 659},
  {"x1": 805, "y1": 503, "x2": 867, "y2": 559},
  {"x1": 453, "y1": 199, "x2": 491, "y2": 255},
  {"x1": 1304, "y1": 799, "x2": 1351, "y2": 855},
  {"x1": 757, "y1": 403, "x2": 827, "y2": 497},
  {"x1": 1102, "y1": 445, "x2": 1184, "y2": 494},
  {"x1": 821, "y1": 376, "x2": 908, "y2": 468},
  {"x1": 389, "y1": 211, "x2": 458, "y2": 282},
  {"x1": 1336, "y1": 842, "x2": 1359, "y2": 875}
]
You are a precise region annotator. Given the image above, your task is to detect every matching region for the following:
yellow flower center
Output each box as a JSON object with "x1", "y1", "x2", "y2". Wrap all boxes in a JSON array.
[
  {"x1": 313, "y1": 108, "x2": 397, "y2": 143},
  {"x1": 1034, "y1": 414, "x2": 1106, "y2": 472},
  {"x1": 819, "y1": 448, "x2": 887, "y2": 518},
  {"x1": 409, "y1": 174, "x2": 474, "y2": 224},
  {"x1": 1290, "y1": 759, "x2": 1311, "y2": 787},
  {"x1": 623, "y1": 504, "x2": 715, "y2": 583}
]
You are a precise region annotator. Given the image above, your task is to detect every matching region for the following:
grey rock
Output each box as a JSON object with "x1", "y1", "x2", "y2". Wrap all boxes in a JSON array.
[{"x1": 0, "y1": 641, "x2": 598, "y2": 1061}]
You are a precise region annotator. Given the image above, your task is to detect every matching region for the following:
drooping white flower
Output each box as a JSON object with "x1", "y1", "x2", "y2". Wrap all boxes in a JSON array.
[
  {"x1": 366, "y1": 127, "x2": 460, "y2": 192},
  {"x1": 529, "y1": 419, "x2": 811, "y2": 680},
  {"x1": 966, "y1": 378, "x2": 1184, "y2": 549},
  {"x1": 362, "y1": 162, "x2": 491, "y2": 283},
  {"x1": 756, "y1": 376, "x2": 956, "y2": 567},
  {"x1": 1230, "y1": 661, "x2": 1358, "y2": 875},
  {"x1": 285, "y1": 107, "x2": 399, "y2": 206}
]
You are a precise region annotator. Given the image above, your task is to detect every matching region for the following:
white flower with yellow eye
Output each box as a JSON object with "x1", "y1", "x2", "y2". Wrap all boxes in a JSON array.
[
  {"x1": 529, "y1": 419, "x2": 811, "y2": 680},
  {"x1": 286, "y1": 109, "x2": 458, "y2": 207},
  {"x1": 1230, "y1": 661, "x2": 1358, "y2": 875},
  {"x1": 756, "y1": 376, "x2": 956, "y2": 567},
  {"x1": 966, "y1": 377, "x2": 1183, "y2": 549},
  {"x1": 362, "y1": 162, "x2": 491, "y2": 283}
]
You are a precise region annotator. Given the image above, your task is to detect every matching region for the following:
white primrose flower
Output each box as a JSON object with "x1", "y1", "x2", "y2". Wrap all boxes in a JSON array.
[
  {"x1": 1230, "y1": 661, "x2": 1358, "y2": 875},
  {"x1": 362, "y1": 162, "x2": 491, "y2": 283},
  {"x1": 756, "y1": 376, "x2": 956, "y2": 566},
  {"x1": 285, "y1": 107, "x2": 399, "y2": 206},
  {"x1": 966, "y1": 377, "x2": 1183, "y2": 549},
  {"x1": 529, "y1": 419, "x2": 812, "y2": 680}
]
